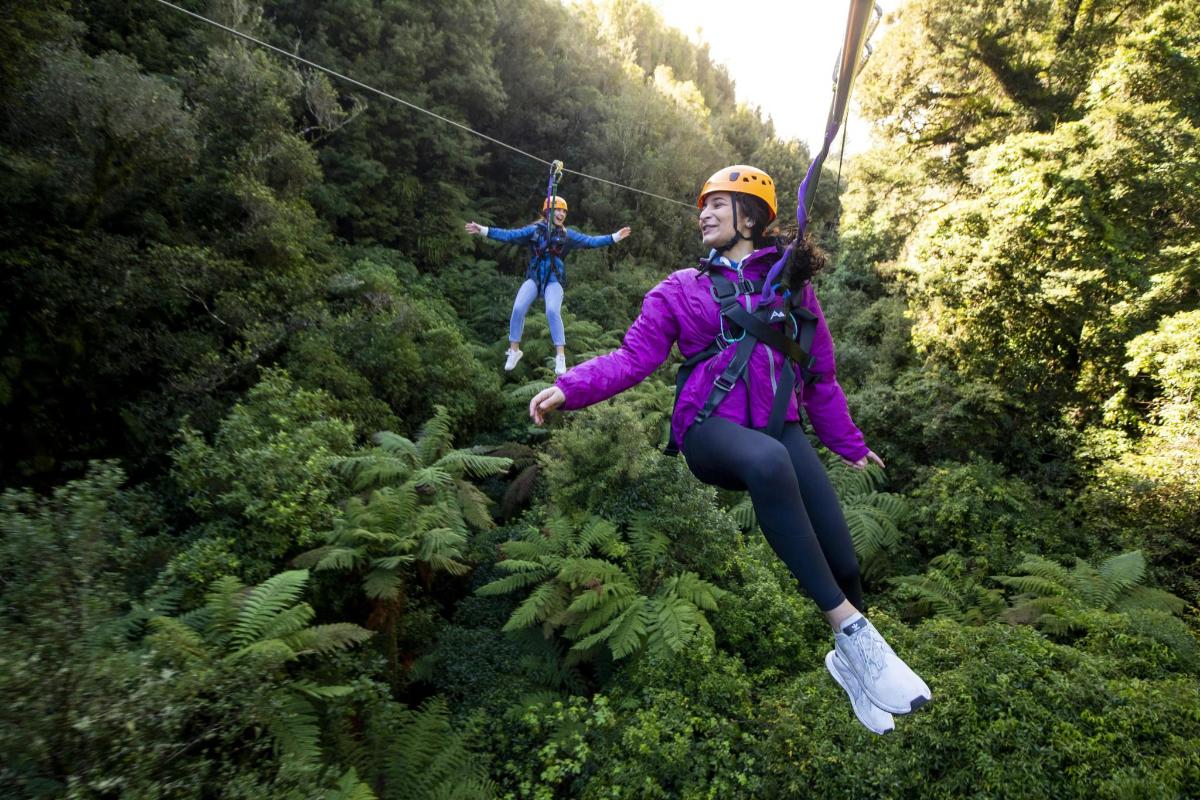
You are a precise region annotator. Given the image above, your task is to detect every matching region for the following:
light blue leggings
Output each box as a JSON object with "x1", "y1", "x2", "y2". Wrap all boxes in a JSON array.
[{"x1": 509, "y1": 279, "x2": 565, "y2": 346}]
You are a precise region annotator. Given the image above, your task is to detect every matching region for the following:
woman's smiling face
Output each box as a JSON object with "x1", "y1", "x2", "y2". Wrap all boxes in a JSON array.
[{"x1": 698, "y1": 191, "x2": 736, "y2": 248}]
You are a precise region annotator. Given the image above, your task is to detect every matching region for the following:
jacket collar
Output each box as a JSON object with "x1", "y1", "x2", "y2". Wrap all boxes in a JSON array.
[{"x1": 706, "y1": 246, "x2": 778, "y2": 278}]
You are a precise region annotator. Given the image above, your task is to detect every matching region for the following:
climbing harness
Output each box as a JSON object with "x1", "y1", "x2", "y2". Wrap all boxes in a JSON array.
[
  {"x1": 528, "y1": 160, "x2": 570, "y2": 294},
  {"x1": 667, "y1": 1, "x2": 881, "y2": 455},
  {"x1": 663, "y1": 258, "x2": 819, "y2": 457}
]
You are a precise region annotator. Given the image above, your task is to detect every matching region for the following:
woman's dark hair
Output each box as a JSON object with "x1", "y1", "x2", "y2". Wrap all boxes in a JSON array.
[
  {"x1": 733, "y1": 193, "x2": 827, "y2": 289},
  {"x1": 734, "y1": 194, "x2": 775, "y2": 249},
  {"x1": 778, "y1": 231, "x2": 827, "y2": 290}
]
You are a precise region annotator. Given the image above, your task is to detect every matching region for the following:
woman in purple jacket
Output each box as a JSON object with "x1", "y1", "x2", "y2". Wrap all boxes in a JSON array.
[{"x1": 528, "y1": 165, "x2": 931, "y2": 734}]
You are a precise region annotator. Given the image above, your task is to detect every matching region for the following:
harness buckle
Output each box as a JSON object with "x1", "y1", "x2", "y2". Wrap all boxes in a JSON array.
[
  {"x1": 710, "y1": 283, "x2": 736, "y2": 303},
  {"x1": 713, "y1": 374, "x2": 737, "y2": 393},
  {"x1": 737, "y1": 278, "x2": 756, "y2": 295}
]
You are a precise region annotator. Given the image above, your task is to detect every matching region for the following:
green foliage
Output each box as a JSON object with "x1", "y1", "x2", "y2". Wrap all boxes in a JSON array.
[
  {"x1": 995, "y1": 551, "x2": 1193, "y2": 660},
  {"x1": 169, "y1": 370, "x2": 355, "y2": 586},
  {"x1": 907, "y1": 459, "x2": 1070, "y2": 571},
  {"x1": 890, "y1": 552, "x2": 1009, "y2": 626},
  {"x1": 478, "y1": 513, "x2": 726, "y2": 662},
  {"x1": 336, "y1": 696, "x2": 494, "y2": 800},
  {"x1": 757, "y1": 618, "x2": 1200, "y2": 799},
  {"x1": 147, "y1": 570, "x2": 373, "y2": 768},
  {"x1": 305, "y1": 406, "x2": 511, "y2": 602}
]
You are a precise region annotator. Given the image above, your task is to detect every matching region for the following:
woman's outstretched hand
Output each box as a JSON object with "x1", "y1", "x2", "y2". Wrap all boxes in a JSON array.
[
  {"x1": 530, "y1": 386, "x2": 565, "y2": 425},
  {"x1": 843, "y1": 449, "x2": 885, "y2": 471},
  {"x1": 613, "y1": 226, "x2": 632, "y2": 242},
  {"x1": 464, "y1": 221, "x2": 484, "y2": 236}
]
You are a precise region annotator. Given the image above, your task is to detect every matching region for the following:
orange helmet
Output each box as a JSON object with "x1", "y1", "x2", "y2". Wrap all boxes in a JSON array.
[
  {"x1": 698, "y1": 165, "x2": 777, "y2": 222},
  {"x1": 542, "y1": 196, "x2": 568, "y2": 212}
]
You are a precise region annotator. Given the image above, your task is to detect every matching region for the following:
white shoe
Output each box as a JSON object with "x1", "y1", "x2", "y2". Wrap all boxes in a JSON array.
[
  {"x1": 834, "y1": 615, "x2": 931, "y2": 715},
  {"x1": 504, "y1": 349, "x2": 523, "y2": 371},
  {"x1": 554, "y1": 354, "x2": 567, "y2": 375},
  {"x1": 826, "y1": 650, "x2": 894, "y2": 735}
]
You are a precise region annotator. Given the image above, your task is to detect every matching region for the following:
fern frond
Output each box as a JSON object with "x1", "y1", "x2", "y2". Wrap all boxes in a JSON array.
[
  {"x1": 663, "y1": 572, "x2": 724, "y2": 611},
  {"x1": 627, "y1": 513, "x2": 670, "y2": 563},
  {"x1": 556, "y1": 557, "x2": 629, "y2": 588},
  {"x1": 328, "y1": 768, "x2": 377, "y2": 800},
  {"x1": 502, "y1": 537, "x2": 559, "y2": 562},
  {"x1": 258, "y1": 602, "x2": 316, "y2": 643},
  {"x1": 315, "y1": 547, "x2": 367, "y2": 571},
  {"x1": 231, "y1": 570, "x2": 310, "y2": 649},
  {"x1": 415, "y1": 406, "x2": 454, "y2": 465},
  {"x1": 570, "y1": 596, "x2": 648, "y2": 658},
  {"x1": 649, "y1": 596, "x2": 704, "y2": 654},
  {"x1": 574, "y1": 517, "x2": 620, "y2": 558},
  {"x1": 568, "y1": 592, "x2": 637, "y2": 636},
  {"x1": 372, "y1": 431, "x2": 419, "y2": 461},
  {"x1": 476, "y1": 568, "x2": 553, "y2": 596},
  {"x1": 436, "y1": 451, "x2": 513, "y2": 479},
  {"x1": 267, "y1": 691, "x2": 321, "y2": 767},
  {"x1": 1099, "y1": 550, "x2": 1146, "y2": 596},
  {"x1": 362, "y1": 568, "x2": 404, "y2": 600},
  {"x1": 451, "y1": 483, "x2": 491, "y2": 531},
  {"x1": 229, "y1": 638, "x2": 296, "y2": 665},
  {"x1": 334, "y1": 453, "x2": 412, "y2": 491},
  {"x1": 203, "y1": 575, "x2": 246, "y2": 642},
  {"x1": 1116, "y1": 586, "x2": 1188, "y2": 615},
  {"x1": 371, "y1": 554, "x2": 416, "y2": 571},
  {"x1": 891, "y1": 572, "x2": 964, "y2": 620},
  {"x1": 995, "y1": 575, "x2": 1067, "y2": 597},
  {"x1": 1011, "y1": 554, "x2": 1071, "y2": 586},
  {"x1": 147, "y1": 616, "x2": 209, "y2": 661},
  {"x1": 504, "y1": 582, "x2": 569, "y2": 631},
  {"x1": 286, "y1": 623, "x2": 374, "y2": 656},
  {"x1": 410, "y1": 466, "x2": 455, "y2": 493},
  {"x1": 417, "y1": 527, "x2": 467, "y2": 569},
  {"x1": 729, "y1": 496, "x2": 756, "y2": 531}
]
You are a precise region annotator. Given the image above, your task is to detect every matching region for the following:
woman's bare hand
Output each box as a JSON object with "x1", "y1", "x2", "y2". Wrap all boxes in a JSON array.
[
  {"x1": 529, "y1": 386, "x2": 565, "y2": 425},
  {"x1": 843, "y1": 449, "x2": 885, "y2": 471}
]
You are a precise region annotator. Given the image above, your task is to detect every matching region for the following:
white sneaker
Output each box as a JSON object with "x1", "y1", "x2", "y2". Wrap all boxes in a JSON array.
[
  {"x1": 504, "y1": 349, "x2": 523, "y2": 371},
  {"x1": 834, "y1": 615, "x2": 931, "y2": 715},
  {"x1": 554, "y1": 354, "x2": 567, "y2": 375},
  {"x1": 826, "y1": 650, "x2": 894, "y2": 735}
]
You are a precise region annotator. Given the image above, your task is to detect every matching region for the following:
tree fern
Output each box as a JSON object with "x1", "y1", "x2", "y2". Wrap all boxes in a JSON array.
[
  {"x1": 891, "y1": 553, "x2": 1006, "y2": 625},
  {"x1": 480, "y1": 513, "x2": 724, "y2": 661},
  {"x1": 231, "y1": 570, "x2": 311, "y2": 649},
  {"x1": 147, "y1": 570, "x2": 373, "y2": 775},
  {"x1": 365, "y1": 696, "x2": 495, "y2": 800},
  {"x1": 302, "y1": 407, "x2": 512, "y2": 620},
  {"x1": 995, "y1": 550, "x2": 1188, "y2": 638}
]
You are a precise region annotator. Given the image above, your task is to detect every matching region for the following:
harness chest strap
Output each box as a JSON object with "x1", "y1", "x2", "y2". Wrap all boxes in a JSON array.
[{"x1": 664, "y1": 270, "x2": 819, "y2": 456}]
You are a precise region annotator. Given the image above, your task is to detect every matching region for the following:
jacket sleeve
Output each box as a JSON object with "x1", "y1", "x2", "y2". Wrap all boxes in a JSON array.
[
  {"x1": 565, "y1": 229, "x2": 617, "y2": 249},
  {"x1": 800, "y1": 285, "x2": 869, "y2": 462},
  {"x1": 485, "y1": 224, "x2": 539, "y2": 245},
  {"x1": 556, "y1": 276, "x2": 681, "y2": 409}
]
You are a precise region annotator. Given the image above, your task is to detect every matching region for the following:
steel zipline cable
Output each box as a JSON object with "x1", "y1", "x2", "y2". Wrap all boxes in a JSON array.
[{"x1": 148, "y1": 0, "x2": 699, "y2": 212}]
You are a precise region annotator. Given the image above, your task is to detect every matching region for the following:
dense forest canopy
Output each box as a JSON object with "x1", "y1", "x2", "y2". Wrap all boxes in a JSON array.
[{"x1": 1, "y1": 1, "x2": 1197, "y2": 798}]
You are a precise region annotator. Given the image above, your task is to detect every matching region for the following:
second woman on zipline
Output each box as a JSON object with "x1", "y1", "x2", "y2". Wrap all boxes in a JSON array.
[
  {"x1": 527, "y1": 165, "x2": 931, "y2": 735},
  {"x1": 465, "y1": 197, "x2": 631, "y2": 375}
]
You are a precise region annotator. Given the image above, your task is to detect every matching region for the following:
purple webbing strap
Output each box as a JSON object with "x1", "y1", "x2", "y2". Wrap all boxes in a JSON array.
[{"x1": 760, "y1": 120, "x2": 840, "y2": 302}]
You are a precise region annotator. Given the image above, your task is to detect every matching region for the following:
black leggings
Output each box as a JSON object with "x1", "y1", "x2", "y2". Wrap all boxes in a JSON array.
[{"x1": 682, "y1": 417, "x2": 864, "y2": 612}]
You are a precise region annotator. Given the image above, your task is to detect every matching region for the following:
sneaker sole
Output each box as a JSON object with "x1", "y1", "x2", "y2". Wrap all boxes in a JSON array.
[{"x1": 825, "y1": 651, "x2": 894, "y2": 735}]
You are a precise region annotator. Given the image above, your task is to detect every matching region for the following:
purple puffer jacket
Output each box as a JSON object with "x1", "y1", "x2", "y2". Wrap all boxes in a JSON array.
[{"x1": 555, "y1": 246, "x2": 869, "y2": 460}]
